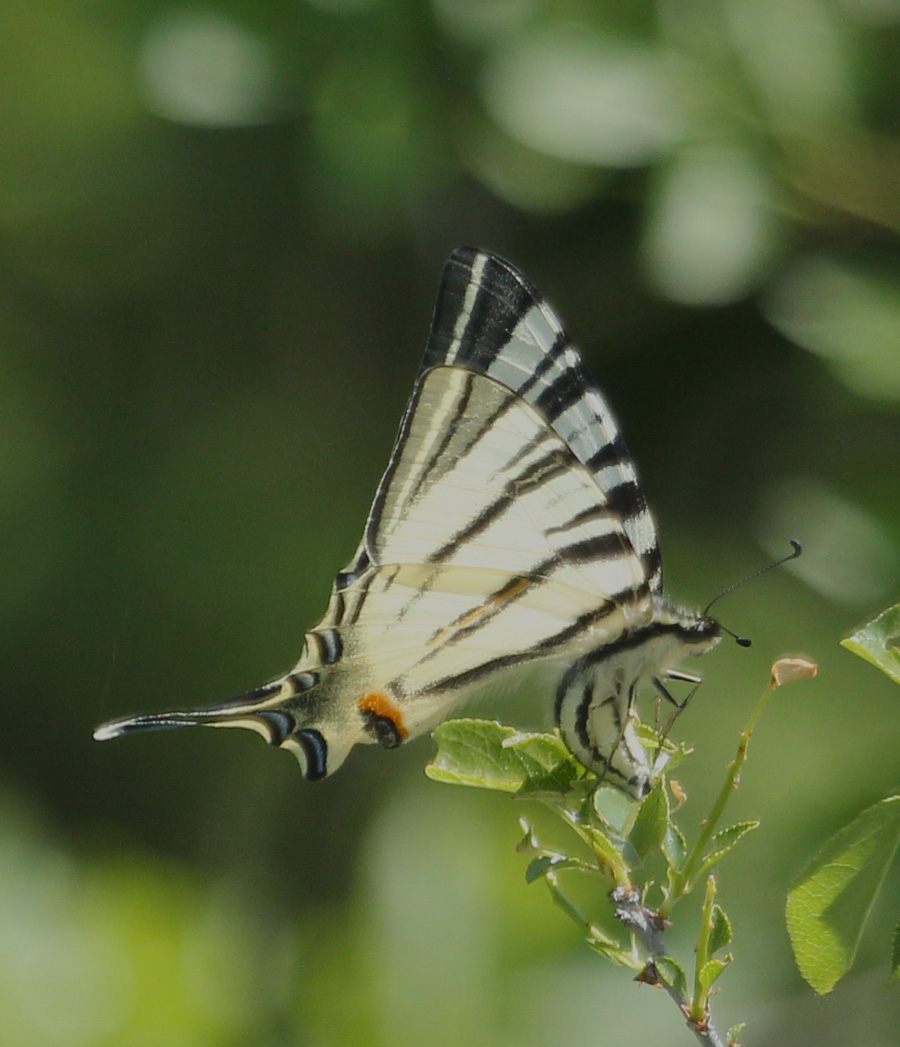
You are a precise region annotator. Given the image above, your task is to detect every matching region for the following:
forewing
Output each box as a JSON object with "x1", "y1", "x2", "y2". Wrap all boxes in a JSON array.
[
  {"x1": 420, "y1": 247, "x2": 662, "y2": 592},
  {"x1": 342, "y1": 365, "x2": 650, "y2": 717}
]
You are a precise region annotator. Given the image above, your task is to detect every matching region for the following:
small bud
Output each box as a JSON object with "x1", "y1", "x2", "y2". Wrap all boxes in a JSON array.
[
  {"x1": 669, "y1": 779, "x2": 688, "y2": 809},
  {"x1": 635, "y1": 962, "x2": 660, "y2": 986},
  {"x1": 771, "y1": 656, "x2": 818, "y2": 687},
  {"x1": 516, "y1": 817, "x2": 539, "y2": 853}
]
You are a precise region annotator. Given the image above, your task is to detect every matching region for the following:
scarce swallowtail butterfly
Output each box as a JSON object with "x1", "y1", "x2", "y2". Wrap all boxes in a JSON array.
[{"x1": 95, "y1": 248, "x2": 721, "y2": 797}]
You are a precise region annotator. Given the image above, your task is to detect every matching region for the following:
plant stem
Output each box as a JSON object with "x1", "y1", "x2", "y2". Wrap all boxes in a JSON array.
[
  {"x1": 613, "y1": 888, "x2": 729, "y2": 1047},
  {"x1": 690, "y1": 876, "x2": 717, "y2": 1023},
  {"x1": 661, "y1": 681, "x2": 776, "y2": 916}
]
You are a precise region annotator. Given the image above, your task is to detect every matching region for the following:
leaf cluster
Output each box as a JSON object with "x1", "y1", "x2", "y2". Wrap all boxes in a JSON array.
[
  {"x1": 786, "y1": 605, "x2": 900, "y2": 993},
  {"x1": 426, "y1": 718, "x2": 757, "y2": 1040}
]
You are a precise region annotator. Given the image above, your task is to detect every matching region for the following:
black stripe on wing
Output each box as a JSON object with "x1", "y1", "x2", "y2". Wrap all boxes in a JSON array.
[
  {"x1": 406, "y1": 536, "x2": 640, "y2": 684},
  {"x1": 421, "y1": 247, "x2": 662, "y2": 592},
  {"x1": 427, "y1": 447, "x2": 571, "y2": 563},
  {"x1": 425, "y1": 250, "x2": 533, "y2": 373},
  {"x1": 585, "y1": 433, "x2": 628, "y2": 472},
  {"x1": 418, "y1": 598, "x2": 631, "y2": 696},
  {"x1": 534, "y1": 366, "x2": 590, "y2": 423},
  {"x1": 407, "y1": 371, "x2": 477, "y2": 505}
]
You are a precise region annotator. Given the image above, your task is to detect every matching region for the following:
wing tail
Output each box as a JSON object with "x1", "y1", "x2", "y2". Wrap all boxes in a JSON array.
[
  {"x1": 92, "y1": 677, "x2": 347, "y2": 781},
  {"x1": 93, "y1": 681, "x2": 285, "y2": 741}
]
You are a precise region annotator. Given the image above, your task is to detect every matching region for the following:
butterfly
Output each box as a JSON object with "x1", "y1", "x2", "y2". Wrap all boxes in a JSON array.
[{"x1": 94, "y1": 248, "x2": 721, "y2": 797}]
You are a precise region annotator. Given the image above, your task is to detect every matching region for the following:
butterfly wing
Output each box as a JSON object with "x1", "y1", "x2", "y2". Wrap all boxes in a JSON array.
[
  {"x1": 94, "y1": 248, "x2": 663, "y2": 783},
  {"x1": 421, "y1": 247, "x2": 662, "y2": 593},
  {"x1": 341, "y1": 361, "x2": 652, "y2": 702}
]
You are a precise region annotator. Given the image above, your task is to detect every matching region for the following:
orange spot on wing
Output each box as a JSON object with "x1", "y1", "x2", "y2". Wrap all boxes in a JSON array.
[{"x1": 359, "y1": 691, "x2": 409, "y2": 740}]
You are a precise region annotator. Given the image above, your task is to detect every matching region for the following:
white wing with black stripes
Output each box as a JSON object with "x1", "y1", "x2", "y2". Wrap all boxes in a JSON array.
[
  {"x1": 420, "y1": 249, "x2": 663, "y2": 593},
  {"x1": 95, "y1": 248, "x2": 720, "y2": 797}
]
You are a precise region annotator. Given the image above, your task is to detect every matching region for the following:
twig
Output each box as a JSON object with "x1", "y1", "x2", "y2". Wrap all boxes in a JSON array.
[{"x1": 612, "y1": 887, "x2": 729, "y2": 1047}]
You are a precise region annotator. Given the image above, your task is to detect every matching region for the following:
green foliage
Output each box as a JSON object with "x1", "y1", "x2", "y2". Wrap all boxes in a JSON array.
[
  {"x1": 426, "y1": 695, "x2": 780, "y2": 1043},
  {"x1": 696, "y1": 958, "x2": 730, "y2": 999},
  {"x1": 689, "y1": 877, "x2": 733, "y2": 1024},
  {"x1": 695, "y1": 822, "x2": 760, "y2": 881},
  {"x1": 892, "y1": 920, "x2": 900, "y2": 982},
  {"x1": 5, "y1": 0, "x2": 900, "y2": 1042},
  {"x1": 628, "y1": 781, "x2": 669, "y2": 860},
  {"x1": 727, "y1": 1023, "x2": 746, "y2": 1047},
  {"x1": 708, "y1": 905, "x2": 733, "y2": 956},
  {"x1": 655, "y1": 956, "x2": 688, "y2": 998},
  {"x1": 425, "y1": 720, "x2": 584, "y2": 793},
  {"x1": 661, "y1": 822, "x2": 687, "y2": 872},
  {"x1": 841, "y1": 604, "x2": 900, "y2": 686},
  {"x1": 784, "y1": 604, "x2": 900, "y2": 995},
  {"x1": 786, "y1": 797, "x2": 900, "y2": 994}
]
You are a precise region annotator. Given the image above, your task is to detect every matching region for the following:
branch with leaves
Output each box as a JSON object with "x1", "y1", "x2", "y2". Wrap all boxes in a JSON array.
[
  {"x1": 786, "y1": 604, "x2": 900, "y2": 994},
  {"x1": 426, "y1": 658, "x2": 817, "y2": 1046}
]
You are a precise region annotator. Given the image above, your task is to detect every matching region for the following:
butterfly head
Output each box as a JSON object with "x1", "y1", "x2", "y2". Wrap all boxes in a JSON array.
[{"x1": 653, "y1": 598, "x2": 722, "y2": 660}]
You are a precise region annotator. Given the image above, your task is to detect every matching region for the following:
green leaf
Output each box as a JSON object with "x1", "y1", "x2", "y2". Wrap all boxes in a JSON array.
[
  {"x1": 661, "y1": 822, "x2": 687, "y2": 872},
  {"x1": 841, "y1": 604, "x2": 900, "y2": 685},
  {"x1": 506, "y1": 730, "x2": 586, "y2": 793},
  {"x1": 524, "y1": 855, "x2": 592, "y2": 884},
  {"x1": 708, "y1": 904, "x2": 732, "y2": 955},
  {"x1": 891, "y1": 920, "x2": 900, "y2": 982},
  {"x1": 426, "y1": 720, "x2": 580, "y2": 793},
  {"x1": 786, "y1": 796, "x2": 900, "y2": 994},
  {"x1": 654, "y1": 955, "x2": 687, "y2": 998},
  {"x1": 696, "y1": 956, "x2": 731, "y2": 997},
  {"x1": 580, "y1": 822, "x2": 630, "y2": 885},
  {"x1": 525, "y1": 855, "x2": 557, "y2": 883},
  {"x1": 585, "y1": 929, "x2": 636, "y2": 968},
  {"x1": 593, "y1": 783, "x2": 636, "y2": 829},
  {"x1": 633, "y1": 723, "x2": 692, "y2": 773},
  {"x1": 697, "y1": 821, "x2": 759, "y2": 876},
  {"x1": 629, "y1": 781, "x2": 670, "y2": 861},
  {"x1": 727, "y1": 1023, "x2": 746, "y2": 1046},
  {"x1": 505, "y1": 729, "x2": 573, "y2": 767}
]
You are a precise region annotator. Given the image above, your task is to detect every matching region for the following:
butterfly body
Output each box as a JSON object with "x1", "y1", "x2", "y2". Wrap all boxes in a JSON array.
[
  {"x1": 556, "y1": 600, "x2": 719, "y2": 793},
  {"x1": 95, "y1": 248, "x2": 720, "y2": 796}
]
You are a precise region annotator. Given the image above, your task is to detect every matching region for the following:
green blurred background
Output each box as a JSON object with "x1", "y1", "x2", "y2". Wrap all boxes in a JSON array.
[{"x1": 4, "y1": 0, "x2": 900, "y2": 1044}]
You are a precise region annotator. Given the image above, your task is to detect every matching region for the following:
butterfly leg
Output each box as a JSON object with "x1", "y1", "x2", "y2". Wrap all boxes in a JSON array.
[
  {"x1": 654, "y1": 670, "x2": 701, "y2": 708},
  {"x1": 652, "y1": 673, "x2": 702, "y2": 750}
]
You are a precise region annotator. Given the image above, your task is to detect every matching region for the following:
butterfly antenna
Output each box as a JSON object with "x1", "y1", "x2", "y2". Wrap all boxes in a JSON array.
[
  {"x1": 703, "y1": 540, "x2": 802, "y2": 648},
  {"x1": 721, "y1": 624, "x2": 752, "y2": 648}
]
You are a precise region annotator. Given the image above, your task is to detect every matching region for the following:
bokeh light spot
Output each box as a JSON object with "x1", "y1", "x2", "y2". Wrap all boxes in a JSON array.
[
  {"x1": 138, "y1": 11, "x2": 278, "y2": 127},
  {"x1": 482, "y1": 28, "x2": 681, "y2": 167}
]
